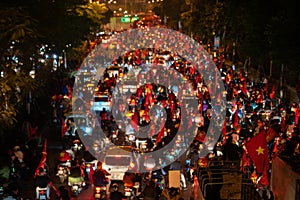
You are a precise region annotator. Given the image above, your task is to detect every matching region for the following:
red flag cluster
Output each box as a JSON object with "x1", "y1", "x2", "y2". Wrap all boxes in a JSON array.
[
  {"x1": 245, "y1": 132, "x2": 270, "y2": 186},
  {"x1": 34, "y1": 139, "x2": 47, "y2": 178}
]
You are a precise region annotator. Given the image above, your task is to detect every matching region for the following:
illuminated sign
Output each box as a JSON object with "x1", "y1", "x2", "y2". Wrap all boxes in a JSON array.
[{"x1": 121, "y1": 16, "x2": 139, "y2": 23}]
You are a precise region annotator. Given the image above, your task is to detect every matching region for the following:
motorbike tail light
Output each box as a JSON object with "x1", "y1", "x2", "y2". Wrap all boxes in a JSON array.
[
  {"x1": 95, "y1": 187, "x2": 101, "y2": 192},
  {"x1": 39, "y1": 190, "x2": 46, "y2": 195}
]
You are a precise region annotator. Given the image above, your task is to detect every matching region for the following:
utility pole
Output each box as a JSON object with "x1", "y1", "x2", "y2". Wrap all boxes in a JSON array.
[
  {"x1": 280, "y1": 64, "x2": 284, "y2": 99},
  {"x1": 63, "y1": 50, "x2": 67, "y2": 69},
  {"x1": 269, "y1": 59, "x2": 272, "y2": 78}
]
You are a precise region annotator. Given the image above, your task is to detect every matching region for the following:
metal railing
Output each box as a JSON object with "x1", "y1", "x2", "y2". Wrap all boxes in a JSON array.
[{"x1": 197, "y1": 160, "x2": 262, "y2": 200}]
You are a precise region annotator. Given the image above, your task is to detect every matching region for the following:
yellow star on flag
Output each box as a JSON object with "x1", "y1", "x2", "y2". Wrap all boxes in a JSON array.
[{"x1": 256, "y1": 146, "x2": 264, "y2": 155}]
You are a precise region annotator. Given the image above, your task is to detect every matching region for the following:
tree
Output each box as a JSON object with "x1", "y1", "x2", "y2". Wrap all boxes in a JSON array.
[
  {"x1": 265, "y1": 0, "x2": 300, "y2": 83},
  {"x1": 157, "y1": 0, "x2": 189, "y2": 30},
  {"x1": 0, "y1": 0, "x2": 111, "y2": 135}
]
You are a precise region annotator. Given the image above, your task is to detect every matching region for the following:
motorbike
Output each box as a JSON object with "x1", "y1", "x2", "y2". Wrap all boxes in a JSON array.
[
  {"x1": 37, "y1": 187, "x2": 48, "y2": 200},
  {"x1": 124, "y1": 182, "x2": 140, "y2": 200},
  {"x1": 94, "y1": 185, "x2": 107, "y2": 200},
  {"x1": 124, "y1": 186, "x2": 134, "y2": 200},
  {"x1": 84, "y1": 159, "x2": 98, "y2": 181},
  {"x1": 56, "y1": 164, "x2": 69, "y2": 183},
  {"x1": 70, "y1": 181, "x2": 87, "y2": 196},
  {"x1": 0, "y1": 186, "x2": 3, "y2": 199},
  {"x1": 111, "y1": 130, "x2": 118, "y2": 143},
  {"x1": 125, "y1": 134, "x2": 136, "y2": 146},
  {"x1": 68, "y1": 172, "x2": 87, "y2": 197},
  {"x1": 72, "y1": 138, "x2": 84, "y2": 154}
]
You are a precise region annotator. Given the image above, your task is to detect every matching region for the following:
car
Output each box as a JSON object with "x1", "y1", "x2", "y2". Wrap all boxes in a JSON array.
[
  {"x1": 100, "y1": 34, "x2": 111, "y2": 44},
  {"x1": 64, "y1": 111, "x2": 93, "y2": 136},
  {"x1": 102, "y1": 146, "x2": 136, "y2": 181},
  {"x1": 90, "y1": 93, "x2": 112, "y2": 112},
  {"x1": 106, "y1": 65, "x2": 122, "y2": 78}
]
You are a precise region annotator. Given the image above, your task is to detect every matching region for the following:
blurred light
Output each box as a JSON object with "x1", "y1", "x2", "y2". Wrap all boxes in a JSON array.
[
  {"x1": 53, "y1": 54, "x2": 58, "y2": 59},
  {"x1": 29, "y1": 69, "x2": 35, "y2": 79}
]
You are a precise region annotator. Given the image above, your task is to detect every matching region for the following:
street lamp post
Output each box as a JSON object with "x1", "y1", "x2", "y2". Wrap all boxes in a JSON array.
[{"x1": 63, "y1": 50, "x2": 67, "y2": 69}]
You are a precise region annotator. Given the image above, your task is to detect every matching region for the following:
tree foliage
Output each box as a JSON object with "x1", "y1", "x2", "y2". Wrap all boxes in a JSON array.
[
  {"x1": 0, "y1": 0, "x2": 111, "y2": 135},
  {"x1": 175, "y1": 0, "x2": 300, "y2": 77}
]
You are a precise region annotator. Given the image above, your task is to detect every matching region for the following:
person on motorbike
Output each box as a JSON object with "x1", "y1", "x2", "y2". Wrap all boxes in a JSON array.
[
  {"x1": 56, "y1": 185, "x2": 70, "y2": 200},
  {"x1": 140, "y1": 180, "x2": 160, "y2": 200},
  {"x1": 123, "y1": 171, "x2": 136, "y2": 188},
  {"x1": 65, "y1": 118, "x2": 76, "y2": 136},
  {"x1": 109, "y1": 183, "x2": 125, "y2": 200},
  {"x1": 68, "y1": 159, "x2": 85, "y2": 186},
  {"x1": 161, "y1": 187, "x2": 183, "y2": 200},
  {"x1": 92, "y1": 161, "x2": 110, "y2": 192},
  {"x1": 3, "y1": 185, "x2": 22, "y2": 200},
  {"x1": 35, "y1": 167, "x2": 51, "y2": 200},
  {"x1": 123, "y1": 170, "x2": 139, "y2": 196},
  {"x1": 58, "y1": 148, "x2": 72, "y2": 168}
]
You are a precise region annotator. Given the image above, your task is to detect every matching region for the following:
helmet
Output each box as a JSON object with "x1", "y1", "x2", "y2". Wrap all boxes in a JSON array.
[{"x1": 97, "y1": 161, "x2": 102, "y2": 167}]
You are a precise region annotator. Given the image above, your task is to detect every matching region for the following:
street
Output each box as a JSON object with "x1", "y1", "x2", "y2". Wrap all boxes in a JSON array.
[{"x1": 19, "y1": 118, "x2": 199, "y2": 200}]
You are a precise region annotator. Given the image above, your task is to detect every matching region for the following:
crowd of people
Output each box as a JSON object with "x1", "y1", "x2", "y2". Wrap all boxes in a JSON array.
[{"x1": 1, "y1": 16, "x2": 300, "y2": 200}]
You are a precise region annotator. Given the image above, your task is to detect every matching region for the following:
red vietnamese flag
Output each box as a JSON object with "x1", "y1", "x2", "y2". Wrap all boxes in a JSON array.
[
  {"x1": 281, "y1": 116, "x2": 285, "y2": 132},
  {"x1": 195, "y1": 130, "x2": 206, "y2": 143},
  {"x1": 34, "y1": 139, "x2": 47, "y2": 178},
  {"x1": 258, "y1": 167, "x2": 269, "y2": 186},
  {"x1": 43, "y1": 139, "x2": 47, "y2": 153},
  {"x1": 264, "y1": 82, "x2": 269, "y2": 92},
  {"x1": 245, "y1": 132, "x2": 269, "y2": 173},
  {"x1": 295, "y1": 107, "x2": 300, "y2": 126},
  {"x1": 156, "y1": 128, "x2": 164, "y2": 144},
  {"x1": 233, "y1": 110, "x2": 239, "y2": 128},
  {"x1": 89, "y1": 165, "x2": 94, "y2": 185},
  {"x1": 222, "y1": 119, "x2": 227, "y2": 144},
  {"x1": 242, "y1": 80, "x2": 248, "y2": 96},
  {"x1": 265, "y1": 127, "x2": 278, "y2": 143},
  {"x1": 61, "y1": 118, "x2": 68, "y2": 138},
  {"x1": 131, "y1": 111, "x2": 139, "y2": 132},
  {"x1": 240, "y1": 150, "x2": 251, "y2": 171},
  {"x1": 269, "y1": 86, "x2": 276, "y2": 99}
]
